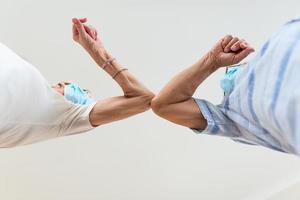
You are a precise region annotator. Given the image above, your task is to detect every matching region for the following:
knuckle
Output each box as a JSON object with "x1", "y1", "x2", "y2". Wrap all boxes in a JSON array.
[{"x1": 225, "y1": 35, "x2": 232, "y2": 40}]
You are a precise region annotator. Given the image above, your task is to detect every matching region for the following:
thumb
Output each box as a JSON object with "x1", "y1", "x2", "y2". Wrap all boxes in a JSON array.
[
  {"x1": 234, "y1": 47, "x2": 255, "y2": 63},
  {"x1": 72, "y1": 18, "x2": 86, "y2": 36}
]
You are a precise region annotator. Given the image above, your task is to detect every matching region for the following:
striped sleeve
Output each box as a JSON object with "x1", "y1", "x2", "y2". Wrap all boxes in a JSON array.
[{"x1": 191, "y1": 98, "x2": 241, "y2": 138}]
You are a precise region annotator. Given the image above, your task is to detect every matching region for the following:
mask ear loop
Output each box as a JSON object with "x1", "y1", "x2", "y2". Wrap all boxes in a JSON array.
[
  {"x1": 227, "y1": 62, "x2": 248, "y2": 68},
  {"x1": 224, "y1": 67, "x2": 228, "y2": 96},
  {"x1": 223, "y1": 62, "x2": 248, "y2": 96}
]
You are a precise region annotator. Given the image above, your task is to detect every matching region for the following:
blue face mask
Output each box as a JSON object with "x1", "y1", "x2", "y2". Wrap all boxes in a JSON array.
[
  {"x1": 220, "y1": 66, "x2": 241, "y2": 94},
  {"x1": 64, "y1": 83, "x2": 94, "y2": 105}
]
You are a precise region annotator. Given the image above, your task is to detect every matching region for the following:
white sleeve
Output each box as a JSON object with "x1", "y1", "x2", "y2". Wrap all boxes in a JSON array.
[{"x1": 60, "y1": 102, "x2": 97, "y2": 136}]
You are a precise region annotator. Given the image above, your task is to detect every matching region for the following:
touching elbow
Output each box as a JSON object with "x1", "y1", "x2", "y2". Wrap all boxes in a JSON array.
[
  {"x1": 151, "y1": 96, "x2": 167, "y2": 117},
  {"x1": 139, "y1": 92, "x2": 155, "y2": 111}
]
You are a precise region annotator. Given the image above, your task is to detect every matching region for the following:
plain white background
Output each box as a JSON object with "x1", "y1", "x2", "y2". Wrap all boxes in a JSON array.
[{"x1": 1, "y1": 0, "x2": 300, "y2": 199}]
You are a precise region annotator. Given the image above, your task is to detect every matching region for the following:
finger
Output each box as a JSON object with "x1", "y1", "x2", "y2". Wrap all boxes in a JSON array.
[
  {"x1": 89, "y1": 26, "x2": 97, "y2": 40},
  {"x1": 72, "y1": 24, "x2": 77, "y2": 34},
  {"x1": 88, "y1": 25, "x2": 98, "y2": 40},
  {"x1": 95, "y1": 30, "x2": 98, "y2": 40},
  {"x1": 225, "y1": 37, "x2": 239, "y2": 53},
  {"x1": 83, "y1": 25, "x2": 96, "y2": 40},
  {"x1": 231, "y1": 39, "x2": 245, "y2": 51},
  {"x1": 91, "y1": 29, "x2": 97, "y2": 40},
  {"x1": 72, "y1": 17, "x2": 84, "y2": 24},
  {"x1": 83, "y1": 25, "x2": 92, "y2": 35},
  {"x1": 233, "y1": 47, "x2": 255, "y2": 62},
  {"x1": 240, "y1": 42, "x2": 254, "y2": 52},
  {"x1": 72, "y1": 18, "x2": 86, "y2": 35},
  {"x1": 240, "y1": 42, "x2": 251, "y2": 49},
  {"x1": 72, "y1": 24, "x2": 79, "y2": 40},
  {"x1": 221, "y1": 35, "x2": 233, "y2": 49},
  {"x1": 79, "y1": 18, "x2": 87, "y2": 23}
]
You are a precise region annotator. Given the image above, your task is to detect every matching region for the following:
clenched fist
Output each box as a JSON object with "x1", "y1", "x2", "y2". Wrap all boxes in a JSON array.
[{"x1": 209, "y1": 35, "x2": 255, "y2": 68}]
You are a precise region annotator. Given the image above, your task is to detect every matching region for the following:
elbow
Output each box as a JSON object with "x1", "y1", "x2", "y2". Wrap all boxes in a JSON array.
[
  {"x1": 125, "y1": 89, "x2": 155, "y2": 111},
  {"x1": 139, "y1": 91, "x2": 155, "y2": 111},
  {"x1": 151, "y1": 96, "x2": 168, "y2": 117}
]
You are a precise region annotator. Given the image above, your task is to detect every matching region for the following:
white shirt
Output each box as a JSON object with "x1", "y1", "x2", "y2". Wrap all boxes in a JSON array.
[{"x1": 0, "y1": 43, "x2": 96, "y2": 147}]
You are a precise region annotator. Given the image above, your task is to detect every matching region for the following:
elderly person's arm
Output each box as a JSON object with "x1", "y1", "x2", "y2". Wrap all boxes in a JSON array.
[
  {"x1": 151, "y1": 35, "x2": 254, "y2": 129},
  {"x1": 72, "y1": 18, "x2": 154, "y2": 126}
]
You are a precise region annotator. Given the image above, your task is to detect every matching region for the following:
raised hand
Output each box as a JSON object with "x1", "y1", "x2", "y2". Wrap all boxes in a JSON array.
[
  {"x1": 209, "y1": 35, "x2": 255, "y2": 68},
  {"x1": 72, "y1": 17, "x2": 106, "y2": 58}
]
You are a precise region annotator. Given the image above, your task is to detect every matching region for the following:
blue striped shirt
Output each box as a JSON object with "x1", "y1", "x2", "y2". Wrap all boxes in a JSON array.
[{"x1": 192, "y1": 17, "x2": 300, "y2": 155}]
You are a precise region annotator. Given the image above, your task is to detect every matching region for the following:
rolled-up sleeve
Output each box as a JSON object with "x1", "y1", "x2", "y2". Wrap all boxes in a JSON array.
[{"x1": 191, "y1": 98, "x2": 241, "y2": 138}]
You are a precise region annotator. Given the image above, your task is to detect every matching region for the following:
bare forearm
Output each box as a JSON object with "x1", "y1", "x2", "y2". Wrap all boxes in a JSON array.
[
  {"x1": 91, "y1": 50, "x2": 153, "y2": 97},
  {"x1": 150, "y1": 53, "x2": 216, "y2": 129},
  {"x1": 88, "y1": 49, "x2": 154, "y2": 126},
  {"x1": 155, "y1": 52, "x2": 217, "y2": 105},
  {"x1": 72, "y1": 18, "x2": 154, "y2": 126},
  {"x1": 151, "y1": 35, "x2": 254, "y2": 129},
  {"x1": 90, "y1": 95, "x2": 151, "y2": 126}
]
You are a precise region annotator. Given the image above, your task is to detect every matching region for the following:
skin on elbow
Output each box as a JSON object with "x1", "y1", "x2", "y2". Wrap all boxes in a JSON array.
[
  {"x1": 151, "y1": 96, "x2": 168, "y2": 117},
  {"x1": 126, "y1": 89, "x2": 155, "y2": 108},
  {"x1": 151, "y1": 96, "x2": 208, "y2": 129},
  {"x1": 138, "y1": 93, "x2": 155, "y2": 112}
]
